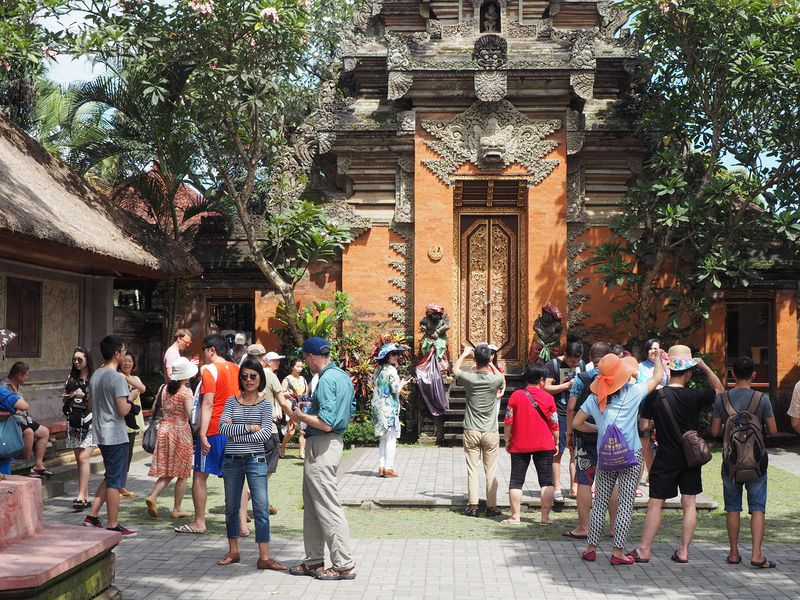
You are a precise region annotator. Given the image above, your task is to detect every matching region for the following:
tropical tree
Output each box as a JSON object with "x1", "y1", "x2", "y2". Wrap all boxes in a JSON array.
[
  {"x1": 54, "y1": 0, "x2": 358, "y2": 344},
  {"x1": 591, "y1": 0, "x2": 800, "y2": 347}
]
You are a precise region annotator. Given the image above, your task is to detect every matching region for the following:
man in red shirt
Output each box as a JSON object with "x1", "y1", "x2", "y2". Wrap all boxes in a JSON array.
[
  {"x1": 176, "y1": 334, "x2": 240, "y2": 534},
  {"x1": 502, "y1": 363, "x2": 559, "y2": 525}
]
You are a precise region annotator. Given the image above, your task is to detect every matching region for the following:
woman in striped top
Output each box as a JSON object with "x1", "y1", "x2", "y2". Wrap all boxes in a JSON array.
[{"x1": 216, "y1": 358, "x2": 285, "y2": 570}]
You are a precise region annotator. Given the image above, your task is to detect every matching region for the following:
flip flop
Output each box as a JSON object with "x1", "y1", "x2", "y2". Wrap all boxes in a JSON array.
[
  {"x1": 627, "y1": 549, "x2": 650, "y2": 563},
  {"x1": 750, "y1": 558, "x2": 776, "y2": 569},
  {"x1": 562, "y1": 531, "x2": 588, "y2": 539},
  {"x1": 726, "y1": 555, "x2": 742, "y2": 564},
  {"x1": 500, "y1": 518, "x2": 521, "y2": 525},
  {"x1": 145, "y1": 497, "x2": 158, "y2": 518},
  {"x1": 174, "y1": 524, "x2": 206, "y2": 534},
  {"x1": 671, "y1": 550, "x2": 689, "y2": 563}
]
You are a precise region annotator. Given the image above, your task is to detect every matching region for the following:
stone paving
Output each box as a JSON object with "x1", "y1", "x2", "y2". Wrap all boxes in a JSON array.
[
  {"x1": 338, "y1": 446, "x2": 717, "y2": 510},
  {"x1": 37, "y1": 445, "x2": 800, "y2": 599}
]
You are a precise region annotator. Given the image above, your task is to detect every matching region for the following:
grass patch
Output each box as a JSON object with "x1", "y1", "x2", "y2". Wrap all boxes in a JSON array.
[{"x1": 117, "y1": 445, "x2": 800, "y2": 544}]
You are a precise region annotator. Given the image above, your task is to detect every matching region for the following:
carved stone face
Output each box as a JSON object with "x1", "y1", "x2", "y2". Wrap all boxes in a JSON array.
[
  {"x1": 473, "y1": 35, "x2": 508, "y2": 70},
  {"x1": 477, "y1": 118, "x2": 511, "y2": 165}
]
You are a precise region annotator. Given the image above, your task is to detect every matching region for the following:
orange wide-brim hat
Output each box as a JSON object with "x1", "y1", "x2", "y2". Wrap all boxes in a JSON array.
[{"x1": 589, "y1": 354, "x2": 640, "y2": 411}]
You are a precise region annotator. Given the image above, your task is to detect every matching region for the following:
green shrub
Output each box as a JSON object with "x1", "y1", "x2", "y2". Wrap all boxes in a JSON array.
[{"x1": 342, "y1": 414, "x2": 378, "y2": 448}]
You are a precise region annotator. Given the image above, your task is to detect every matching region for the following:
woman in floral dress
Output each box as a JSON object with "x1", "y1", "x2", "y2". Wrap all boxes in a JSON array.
[
  {"x1": 145, "y1": 357, "x2": 196, "y2": 519},
  {"x1": 371, "y1": 343, "x2": 410, "y2": 477}
]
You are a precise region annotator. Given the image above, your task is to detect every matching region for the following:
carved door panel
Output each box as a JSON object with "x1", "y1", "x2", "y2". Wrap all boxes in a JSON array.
[{"x1": 459, "y1": 214, "x2": 521, "y2": 362}]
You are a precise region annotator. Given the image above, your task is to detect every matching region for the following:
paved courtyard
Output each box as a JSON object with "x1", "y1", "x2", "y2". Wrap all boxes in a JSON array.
[{"x1": 37, "y1": 445, "x2": 800, "y2": 599}]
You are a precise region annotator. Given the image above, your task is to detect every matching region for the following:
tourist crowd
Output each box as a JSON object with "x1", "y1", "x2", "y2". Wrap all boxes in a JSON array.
[{"x1": 1, "y1": 326, "x2": 796, "y2": 576}]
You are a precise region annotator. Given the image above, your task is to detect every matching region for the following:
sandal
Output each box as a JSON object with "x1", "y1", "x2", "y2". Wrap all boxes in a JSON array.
[
  {"x1": 288, "y1": 562, "x2": 323, "y2": 577},
  {"x1": 145, "y1": 497, "x2": 158, "y2": 518},
  {"x1": 72, "y1": 499, "x2": 89, "y2": 511},
  {"x1": 671, "y1": 550, "x2": 689, "y2": 564},
  {"x1": 316, "y1": 566, "x2": 357, "y2": 581},
  {"x1": 257, "y1": 558, "x2": 287, "y2": 571},
  {"x1": 174, "y1": 524, "x2": 206, "y2": 534},
  {"x1": 750, "y1": 558, "x2": 776, "y2": 569},
  {"x1": 627, "y1": 549, "x2": 650, "y2": 563},
  {"x1": 726, "y1": 555, "x2": 742, "y2": 564},
  {"x1": 500, "y1": 518, "x2": 521, "y2": 525},
  {"x1": 30, "y1": 467, "x2": 54, "y2": 479},
  {"x1": 216, "y1": 553, "x2": 240, "y2": 566},
  {"x1": 562, "y1": 531, "x2": 588, "y2": 539}
]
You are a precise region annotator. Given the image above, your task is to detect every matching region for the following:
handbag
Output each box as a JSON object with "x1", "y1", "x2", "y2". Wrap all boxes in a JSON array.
[
  {"x1": 0, "y1": 416, "x2": 24, "y2": 459},
  {"x1": 659, "y1": 388, "x2": 712, "y2": 467},
  {"x1": 142, "y1": 384, "x2": 165, "y2": 454}
]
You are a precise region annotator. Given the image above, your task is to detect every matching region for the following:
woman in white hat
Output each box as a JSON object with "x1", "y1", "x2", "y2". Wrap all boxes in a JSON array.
[
  {"x1": 371, "y1": 343, "x2": 411, "y2": 477},
  {"x1": 144, "y1": 356, "x2": 197, "y2": 519}
]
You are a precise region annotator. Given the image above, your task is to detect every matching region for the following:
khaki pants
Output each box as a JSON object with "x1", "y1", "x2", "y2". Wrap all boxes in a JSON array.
[
  {"x1": 302, "y1": 433, "x2": 355, "y2": 570},
  {"x1": 463, "y1": 429, "x2": 499, "y2": 507}
]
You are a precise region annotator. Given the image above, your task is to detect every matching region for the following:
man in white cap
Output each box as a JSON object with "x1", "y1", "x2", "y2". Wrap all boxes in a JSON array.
[{"x1": 230, "y1": 333, "x2": 248, "y2": 364}]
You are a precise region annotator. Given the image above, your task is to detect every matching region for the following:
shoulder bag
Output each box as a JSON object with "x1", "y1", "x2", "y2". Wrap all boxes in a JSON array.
[
  {"x1": 142, "y1": 384, "x2": 165, "y2": 454},
  {"x1": 0, "y1": 415, "x2": 24, "y2": 459},
  {"x1": 659, "y1": 388, "x2": 712, "y2": 467}
]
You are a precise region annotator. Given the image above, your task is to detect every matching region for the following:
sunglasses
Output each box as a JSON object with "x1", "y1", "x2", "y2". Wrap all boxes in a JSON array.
[{"x1": 240, "y1": 373, "x2": 259, "y2": 381}]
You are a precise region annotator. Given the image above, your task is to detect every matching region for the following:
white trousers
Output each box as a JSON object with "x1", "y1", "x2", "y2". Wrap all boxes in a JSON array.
[{"x1": 378, "y1": 428, "x2": 399, "y2": 469}]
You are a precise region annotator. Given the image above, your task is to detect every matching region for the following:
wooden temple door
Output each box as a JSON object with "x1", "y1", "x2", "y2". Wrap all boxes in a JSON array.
[{"x1": 458, "y1": 213, "x2": 523, "y2": 363}]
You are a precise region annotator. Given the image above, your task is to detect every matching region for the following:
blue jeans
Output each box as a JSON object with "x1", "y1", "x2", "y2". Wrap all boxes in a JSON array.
[
  {"x1": 722, "y1": 467, "x2": 768, "y2": 514},
  {"x1": 222, "y1": 454, "x2": 270, "y2": 543}
]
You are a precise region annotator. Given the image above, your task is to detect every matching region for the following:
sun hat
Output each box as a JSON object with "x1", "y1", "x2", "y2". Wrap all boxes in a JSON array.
[
  {"x1": 264, "y1": 351, "x2": 285, "y2": 362},
  {"x1": 247, "y1": 344, "x2": 266, "y2": 356},
  {"x1": 170, "y1": 357, "x2": 198, "y2": 382},
  {"x1": 302, "y1": 337, "x2": 331, "y2": 356},
  {"x1": 376, "y1": 343, "x2": 406, "y2": 361},
  {"x1": 666, "y1": 344, "x2": 698, "y2": 371},
  {"x1": 589, "y1": 353, "x2": 640, "y2": 411}
]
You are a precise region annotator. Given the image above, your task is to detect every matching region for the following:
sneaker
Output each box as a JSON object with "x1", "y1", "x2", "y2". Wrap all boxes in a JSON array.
[
  {"x1": 107, "y1": 524, "x2": 138, "y2": 538},
  {"x1": 83, "y1": 515, "x2": 102, "y2": 528}
]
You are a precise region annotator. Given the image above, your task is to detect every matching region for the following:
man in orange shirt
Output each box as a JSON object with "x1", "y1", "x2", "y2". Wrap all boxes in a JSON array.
[{"x1": 176, "y1": 334, "x2": 240, "y2": 534}]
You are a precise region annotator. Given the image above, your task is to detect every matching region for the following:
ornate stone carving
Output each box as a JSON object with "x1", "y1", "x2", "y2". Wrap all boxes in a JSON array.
[
  {"x1": 323, "y1": 198, "x2": 371, "y2": 236},
  {"x1": 439, "y1": 17, "x2": 479, "y2": 39},
  {"x1": 570, "y1": 30, "x2": 596, "y2": 100},
  {"x1": 567, "y1": 160, "x2": 586, "y2": 223},
  {"x1": 421, "y1": 100, "x2": 561, "y2": 186},
  {"x1": 475, "y1": 71, "x2": 507, "y2": 101},
  {"x1": 597, "y1": 0, "x2": 629, "y2": 44},
  {"x1": 394, "y1": 158, "x2": 414, "y2": 224},
  {"x1": 482, "y1": 2, "x2": 501, "y2": 33},
  {"x1": 566, "y1": 109, "x2": 584, "y2": 155},
  {"x1": 505, "y1": 18, "x2": 550, "y2": 39},
  {"x1": 337, "y1": 155, "x2": 352, "y2": 175},
  {"x1": 389, "y1": 223, "x2": 414, "y2": 334},
  {"x1": 397, "y1": 110, "x2": 416, "y2": 134},
  {"x1": 388, "y1": 71, "x2": 413, "y2": 100},
  {"x1": 352, "y1": 0, "x2": 383, "y2": 34},
  {"x1": 567, "y1": 220, "x2": 591, "y2": 338},
  {"x1": 473, "y1": 35, "x2": 507, "y2": 69}
]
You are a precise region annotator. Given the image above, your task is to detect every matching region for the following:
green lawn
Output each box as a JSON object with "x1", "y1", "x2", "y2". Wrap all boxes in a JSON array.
[{"x1": 117, "y1": 445, "x2": 800, "y2": 544}]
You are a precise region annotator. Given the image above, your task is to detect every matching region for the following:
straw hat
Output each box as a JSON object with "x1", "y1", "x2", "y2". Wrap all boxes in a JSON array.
[
  {"x1": 247, "y1": 344, "x2": 266, "y2": 356},
  {"x1": 589, "y1": 353, "x2": 640, "y2": 410},
  {"x1": 666, "y1": 344, "x2": 698, "y2": 371},
  {"x1": 170, "y1": 357, "x2": 198, "y2": 381}
]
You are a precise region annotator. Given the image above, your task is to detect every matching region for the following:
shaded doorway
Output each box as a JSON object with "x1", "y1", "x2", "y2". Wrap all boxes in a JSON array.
[{"x1": 725, "y1": 300, "x2": 773, "y2": 391}]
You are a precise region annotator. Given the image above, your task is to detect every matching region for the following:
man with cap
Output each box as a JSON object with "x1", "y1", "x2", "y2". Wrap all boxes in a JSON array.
[
  {"x1": 288, "y1": 337, "x2": 356, "y2": 580},
  {"x1": 230, "y1": 333, "x2": 248, "y2": 365},
  {"x1": 454, "y1": 343, "x2": 506, "y2": 517},
  {"x1": 629, "y1": 344, "x2": 724, "y2": 564}
]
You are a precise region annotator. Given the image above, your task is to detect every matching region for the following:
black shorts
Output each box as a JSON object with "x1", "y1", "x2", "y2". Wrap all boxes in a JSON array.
[
  {"x1": 265, "y1": 433, "x2": 280, "y2": 474},
  {"x1": 648, "y1": 455, "x2": 703, "y2": 499},
  {"x1": 509, "y1": 451, "x2": 554, "y2": 490},
  {"x1": 19, "y1": 419, "x2": 40, "y2": 432}
]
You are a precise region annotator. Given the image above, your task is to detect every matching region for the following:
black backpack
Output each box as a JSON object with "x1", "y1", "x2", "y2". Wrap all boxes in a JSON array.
[{"x1": 721, "y1": 391, "x2": 768, "y2": 483}]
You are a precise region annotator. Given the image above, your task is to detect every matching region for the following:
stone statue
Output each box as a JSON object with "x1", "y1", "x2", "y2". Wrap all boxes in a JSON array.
[
  {"x1": 482, "y1": 3, "x2": 500, "y2": 33},
  {"x1": 419, "y1": 303, "x2": 450, "y2": 366},
  {"x1": 473, "y1": 34, "x2": 508, "y2": 70},
  {"x1": 529, "y1": 303, "x2": 563, "y2": 363},
  {"x1": 474, "y1": 117, "x2": 514, "y2": 166}
]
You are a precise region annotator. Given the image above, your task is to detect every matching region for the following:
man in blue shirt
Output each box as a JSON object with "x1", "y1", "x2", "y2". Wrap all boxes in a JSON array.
[{"x1": 289, "y1": 337, "x2": 356, "y2": 581}]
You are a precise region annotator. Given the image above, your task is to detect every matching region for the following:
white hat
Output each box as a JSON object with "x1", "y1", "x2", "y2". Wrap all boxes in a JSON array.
[
  {"x1": 171, "y1": 357, "x2": 198, "y2": 381},
  {"x1": 234, "y1": 333, "x2": 246, "y2": 345},
  {"x1": 264, "y1": 351, "x2": 285, "y2": 362}
]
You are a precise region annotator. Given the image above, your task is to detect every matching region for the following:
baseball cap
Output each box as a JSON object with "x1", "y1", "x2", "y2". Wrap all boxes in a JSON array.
[
  {"x1": 264, "y1": 351, "x2": 285, "y2": 362},
  {"x1": 234, "y1": 333, "x2": 246, "y2": 345},
  {"x1": 302, "y1": 337, "x2": 331, "y2": 356}
]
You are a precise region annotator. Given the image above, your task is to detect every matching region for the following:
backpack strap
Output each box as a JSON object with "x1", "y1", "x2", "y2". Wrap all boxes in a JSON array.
[
  {"x1": 744, "y1": 390, "x2": 761, "y2": 415},
  {"x1": 658, "y1": 388, "x2": 683, "y2": 439},
  {"x1": 550, "y1": 358, "x2": 560, "y2": 383},
  {"x1": 521, "y1": 389, "x2": 550, "y2": 426},
  {"x1": 721, "y1": 391, "x2": 737, "y2": 418}
]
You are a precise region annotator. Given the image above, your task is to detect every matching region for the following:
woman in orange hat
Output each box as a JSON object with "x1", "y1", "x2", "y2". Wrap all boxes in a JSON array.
[{"x1": 572, "y1": 350, "x2": 666, "y2": 565}]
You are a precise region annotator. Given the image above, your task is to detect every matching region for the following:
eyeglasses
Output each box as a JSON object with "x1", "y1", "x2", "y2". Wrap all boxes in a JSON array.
[
  {"x1": 240, "y1": 373, "x2": 259, "y2": 381},
  {"x1": 73, "y1": 357, "x2": 85, "y2": 363}
]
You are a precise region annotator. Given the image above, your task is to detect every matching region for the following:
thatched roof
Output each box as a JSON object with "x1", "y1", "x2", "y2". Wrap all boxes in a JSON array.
[{"x1": 0, "y1": 115, "x2": 201, "y2": 278}]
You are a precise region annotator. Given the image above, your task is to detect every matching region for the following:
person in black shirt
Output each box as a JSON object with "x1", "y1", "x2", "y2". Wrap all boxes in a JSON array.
[
  {"x1": 544, "y1": 342, "x2": 584, "y2": 501},
  {"x1": 628, "y1": 345, "x2": 723, "y2": 563}
]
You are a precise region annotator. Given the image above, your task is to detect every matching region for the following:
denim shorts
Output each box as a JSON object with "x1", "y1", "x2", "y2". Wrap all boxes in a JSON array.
[
  {"x1": 722, "y1": 468, "x2": 768, "y2": 514},
  {"x1": 99, "y1": 442, "x2": 129, "y2": 489}
]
